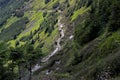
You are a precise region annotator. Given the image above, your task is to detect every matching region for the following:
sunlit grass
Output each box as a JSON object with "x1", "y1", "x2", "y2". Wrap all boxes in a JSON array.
[
  {"x1": 71, "y1": 6, "x2": 91, "y2": 21},
  {"x1": 8, "y1": 12, "x2": 44, "y2": 47},
  {"x1": 0, "y1": 16, "x2": 19, "y2": 33}
]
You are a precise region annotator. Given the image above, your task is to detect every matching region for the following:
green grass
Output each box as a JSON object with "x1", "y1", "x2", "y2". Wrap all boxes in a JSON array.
[
  {"x1": 40, "y1": 26, "x2": 59, "y2": 54},
  {"x1": 31, "y1": 0, "x2": 61, "y2": 10},
  {"x1": 0, "y1": 17, "x2": 28, "y2": 41},
  {"x1": 69, "y1": 0, "x2": 76, "y2": 6},
  {"x1": 46, "y1": 0, "x2": 59, "y2": 9},
  {"x1": 99, "y1": 31, "x2": 120, "y2": 53},
  {"x1": 0, "y1": 16, "x2": 19, "y2": 33},
  {"x1": 31, "y1": 0, "x2": 46, "y2": 10},
  {"x1": 8, "y1": 12, "x2": 44, "y2": 47},
  {"x1": 71, "y1": 6, "x2": 91, "y2": 21}
]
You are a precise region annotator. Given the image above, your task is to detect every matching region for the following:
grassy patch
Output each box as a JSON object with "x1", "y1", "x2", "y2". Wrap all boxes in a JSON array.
[
  {"x1": 99, "y1": 31, "x2": 120, "y2": 54},
  {"x1": 41, "y1": 27, "x2": 59, "y2": 54},
  {"x1": 71, "y1": 6, "x2": 90, "y2": 21},
  {"x1": 0, "y1": 16, "x2": 19, "y2": 33},
  {"x1": 8, "y1": 12, "x2": 44, "y2": 47},
  {"x1": 0, "y1": 17, "x2": 29, "y2": 41}
]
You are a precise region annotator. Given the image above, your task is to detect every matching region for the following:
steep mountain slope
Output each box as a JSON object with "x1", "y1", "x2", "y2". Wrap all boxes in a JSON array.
[
  {"x1": 32, "y1": 0, "x2": 120, "y2": 80},
  {"x1": 0, "y1": 0, "x2": 120, "y2": 80}
]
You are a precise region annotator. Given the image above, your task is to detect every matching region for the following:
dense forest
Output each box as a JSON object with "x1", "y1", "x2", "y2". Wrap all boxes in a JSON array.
[{"x1": 0, "y1": 0, "x2": 120, "y2": 80}]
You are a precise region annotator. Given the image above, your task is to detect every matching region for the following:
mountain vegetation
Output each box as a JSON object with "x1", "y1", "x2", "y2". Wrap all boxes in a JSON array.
[{"x1": 0, "y1": 0, "x2": 120, "y2": 80}]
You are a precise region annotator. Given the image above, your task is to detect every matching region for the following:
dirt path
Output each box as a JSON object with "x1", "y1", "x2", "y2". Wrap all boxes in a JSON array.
[
  {"x1": 21, "y1": 10, "x2": 73, "y2": 80},
  {"x1": 31, "y1": 11, "x2": 64, "y2": 73},
  {"x1": 41, "y1": 16, "x2": 64, "y2": 62}
]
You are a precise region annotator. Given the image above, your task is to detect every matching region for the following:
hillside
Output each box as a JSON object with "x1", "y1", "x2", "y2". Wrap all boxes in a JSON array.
[{"x1": 0, "y1": 0, "x2": 120, "y2": 80}]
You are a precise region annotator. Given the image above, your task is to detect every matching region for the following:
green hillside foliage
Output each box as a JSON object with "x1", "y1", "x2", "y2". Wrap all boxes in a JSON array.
[
  {"x1": 0, "y1": 0, "x2": 120, "y2": 80},
  {"x1": 58, "y1": 0, "x2": 120, "y2": 80},
  {"x1": 75, "y1": 0, "x2": 120, "y2": 46},
  {"x1": 0, "y1": 17, "x2": 29, "y2": 41},
  {"x1": 0, "y1": 0, "x2": 28, "y2": 27}
]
